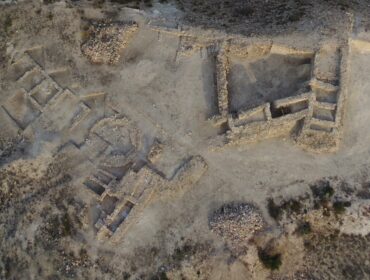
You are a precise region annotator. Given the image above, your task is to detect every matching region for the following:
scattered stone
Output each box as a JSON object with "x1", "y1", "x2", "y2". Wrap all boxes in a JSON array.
[
  {"x1": 209, "y1": 202, "x2": 265, "y2": 255},
  {"x1": 81, "y1": 21, "x2": 138, "y2": 64}
]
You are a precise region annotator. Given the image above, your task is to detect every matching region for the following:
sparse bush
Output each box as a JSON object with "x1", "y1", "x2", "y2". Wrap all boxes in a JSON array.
[
  {"x1": 267, "y1": 198, "x2": 282, "y2": 221},
  {"x1": 144, "y1": 0, "x2": 152, "y2": 7},
  {"x1": 122, "y1": 272, "x2": 131, "y2": 280},
  {"x1": 356, "y1": 182, "x2": 370, "y2": 199},
  {"x1": 357, "y1": 189, "x2": 370, "y2": 199},
  {"x1": 234, "y1": 6, "x2": 254, "y2": 17},
  {"x1": 295, "y1": 221, "x2": 312, "y2": 235},
  {"x1": 4, "y1": 15, "x2": 12, "y2": 34},
  {"x1": 333, "y1": 201, "x2": 351, "y2": 215},
  {"x1": 111, "y1": 0, "x2": 133, "y2": 4},
  {"x1": 267, "y1": 197, "x2": 303, "y2": 221},
  {"x1": 258, "y1": 247, "x2": 282, "y2": 270},
  {"x1": 93, "y1": 0, "x2": 105, "y2": 8},
  {"x1": 43, "y1": 0, "x2": 60, "y2": 4},
  {"x1": 311, "y1": 181, "x2": 335, "y2": 200},
  {"x1": 47, "y1": 12, "x2": 54, "y2": 21},
  {"x1": 282, "y1": 199, "x2": 303, "y2": 215},
  {"x1": 288, "y1": 7, "x2": 305, "y2": 22},
  {"x1": 110, "y1": 0, "x2": 141, "y2": 8},
  {"x1": 150, "y1": 271, "x2": 169, "y2": 280},
  {"x1": 311, "y1": 180, "x2": 335, "y2": 209},
  {"x1": 61, "y1": 213, "x2": 72, "y2": 237}
]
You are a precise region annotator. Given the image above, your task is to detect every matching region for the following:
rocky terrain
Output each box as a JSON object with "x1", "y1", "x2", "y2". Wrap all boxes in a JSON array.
[{"x1": 1, "y1": 0, "x2": 370, "y2": 279}]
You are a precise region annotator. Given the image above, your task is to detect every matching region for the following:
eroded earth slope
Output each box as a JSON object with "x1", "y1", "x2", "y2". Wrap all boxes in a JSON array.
[{"x1": 1, "y1": 1, "x2": 370, "y2": 279}]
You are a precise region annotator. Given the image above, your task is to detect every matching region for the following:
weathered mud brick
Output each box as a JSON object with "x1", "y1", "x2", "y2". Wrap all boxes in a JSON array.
[
  {"x1": 8, "y1": 55, "x2": 35, "y2": 80},
  {"x1": 37, "y1": 89, "x2": 82, "y2": 132},
  {"x1": 18, "y1": 68, "x2": 45, "y2": 92},
  {"x1": 3, "y1": 89, "x2": 41, "y2": 129},
  {"x1": 0, "y1": 106, "x2": 21, "y2": 140},
  {"x1": 29, "y1": 78, "x2": 61, "y2": 106}
]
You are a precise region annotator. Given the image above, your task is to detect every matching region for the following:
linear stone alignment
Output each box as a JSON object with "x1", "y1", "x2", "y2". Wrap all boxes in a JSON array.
[
  {"x1": 1, "y1": 45, "x2": 208, "y2": 242},
  {"x1": 210, "y1": 41, "x2": 347, "y2": 153},
  {"x1": 96, "y1": 155, "x2": 207, "y2": 243},
  {"x1": 214, "y1": 42, "x2": 230, "y2": 125},
  {"x1": 0, "y1": 46, "x2": 113, "y2": 156},
  {"x1": 0, "y1": 46, "x2": 120, "y2": 148},
  {"x1": 58, "y1": 116, "x2": 207, "y2": 243},
  {"x1": 296, "y1": 43, "x2": 344, "y2": 152},
  {"x1": 1, "y1": 50, "x2": 63, "y2": 132}
]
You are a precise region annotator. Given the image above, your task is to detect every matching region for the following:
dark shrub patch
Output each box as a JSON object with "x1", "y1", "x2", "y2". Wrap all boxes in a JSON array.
[
  {"x1": 267, "y1": 198, "x2": 282, "y2": 221},
  {"x1": 258, "y1": 248, "x2": 282, "y2": 270},
  {"x1": 295, "y1": 221, "x2": 312, "y2": 235},
  {"x1": 333, "y1": 201, "x2": 351, "y2": 215}
]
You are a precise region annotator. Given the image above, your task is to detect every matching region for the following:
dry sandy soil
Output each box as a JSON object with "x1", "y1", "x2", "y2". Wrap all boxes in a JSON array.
[{"x1": 1, "y1": 0, "x2": 370, "y2": 279}]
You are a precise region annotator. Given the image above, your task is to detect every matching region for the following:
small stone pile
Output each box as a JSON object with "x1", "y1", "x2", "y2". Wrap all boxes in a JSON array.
[
  {"x1": 209, "y1": 202, "x2": 265, "y2": 255},
  {"x1": 81, "y1": 21, "x2": 138, "y2": 65}
]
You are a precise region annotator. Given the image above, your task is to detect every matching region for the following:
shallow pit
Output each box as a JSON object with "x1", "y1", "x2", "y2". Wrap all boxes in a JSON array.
[{"x1": 228, "y1": 53, "x2": 312, "y2": 113}]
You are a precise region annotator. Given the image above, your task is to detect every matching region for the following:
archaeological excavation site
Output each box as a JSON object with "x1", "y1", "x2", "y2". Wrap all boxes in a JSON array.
[{"x1": 1, "y1": 0, "x2": 370, "y2": 279}]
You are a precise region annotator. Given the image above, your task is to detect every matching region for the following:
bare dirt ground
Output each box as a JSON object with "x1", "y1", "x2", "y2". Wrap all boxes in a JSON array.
[{"x1": 1, "y1": 0, "x2": 370, "y2": 279}]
